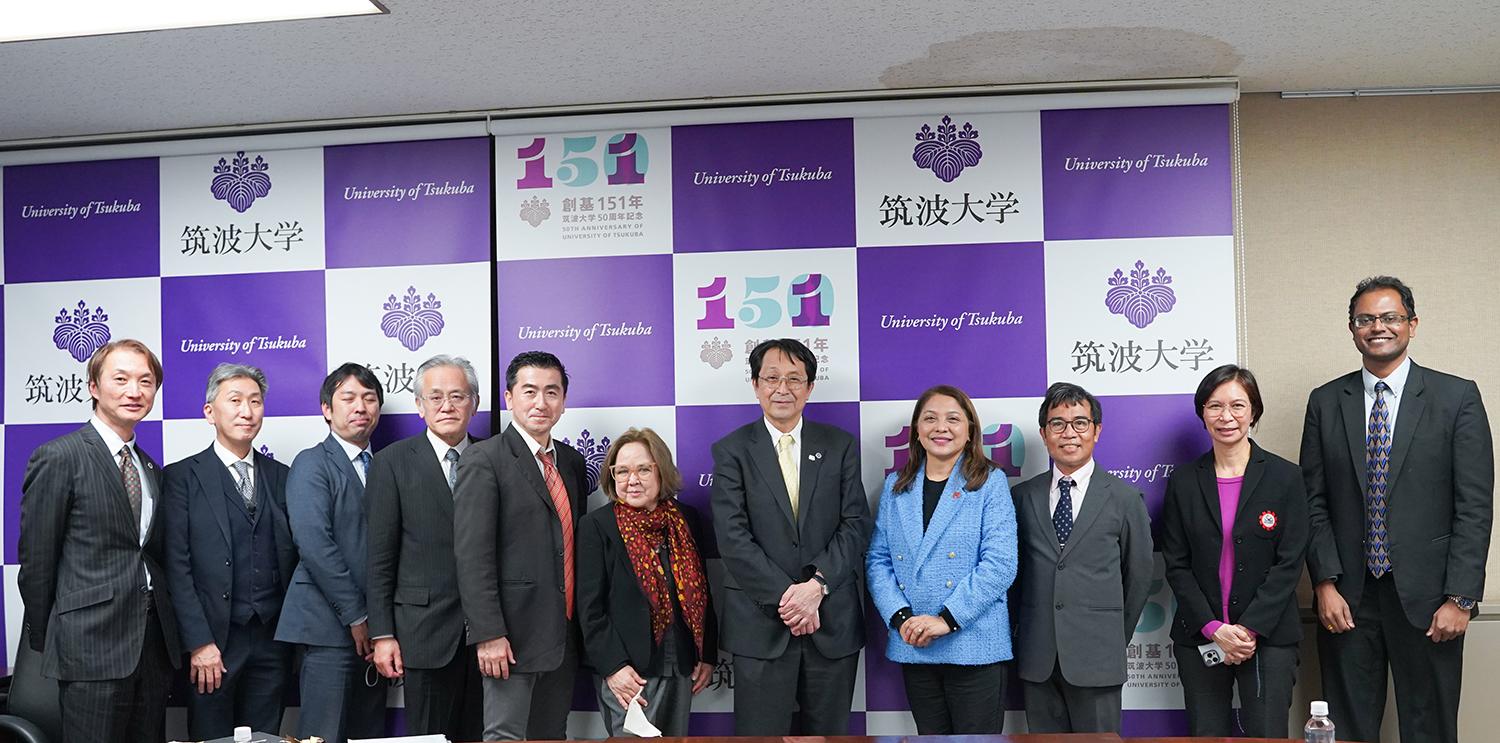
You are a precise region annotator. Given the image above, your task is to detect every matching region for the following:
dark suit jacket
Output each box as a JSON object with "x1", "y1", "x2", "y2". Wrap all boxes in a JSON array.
[
  {"x1": 453, "y1": 425, "x2": 587, "y2": 673},
  {"x1": 1012, "y1": 467, "x2": 1152, "y2": 686},
  {"x1": 577, "y1": 501, "x2": 719, "y2": 677},
  {"x1": 162, "y1": 445, "x2": 295, "y2": 653},
  {"x1": 18, "y1": 423, "x2": 183, "y2": 680},
  {"x1": 1301, "y1": 362, "x2": 1493, "y2": 628},
  {"x1": 275, "y1": 434, "x2": 372, "y2": 648},
  {"x1": 709, "y1": 419, "x2": 871, "y2": 661},
  {"x1": 367, "y1": 431, "x2": 483, "y2": 669},
  {"x1": 1161, "y1": 441, "x2": 1308, "y2": 648}
]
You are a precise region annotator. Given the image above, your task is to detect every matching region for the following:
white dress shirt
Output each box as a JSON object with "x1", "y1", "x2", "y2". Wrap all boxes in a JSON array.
[
  {"x1": 1361, "y1": 355, "x2": 1412, "y2": 432},
  {"x1": 1049, "y1": 458, "x2": 1097, "y2": 517},
  {"x1": 213, "y1": 440, "x2": 256, "y2": 494},
  {"x1": 763, "y1": 416, "x2": 805, "y2": 483},
  {"x1": 91, "y1": 416, "x2": 155, "y2": 588},
  {"x1": 330, "y1": 433, "x2": 372, "y2": 485},
  {"x1": 426, "y1": 428, "x2": 471, "y2": 481}
]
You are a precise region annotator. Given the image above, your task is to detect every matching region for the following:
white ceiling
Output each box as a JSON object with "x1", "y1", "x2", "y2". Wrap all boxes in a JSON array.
[{"x1": 2, "y1": 0, "x2": 1496, "y2": 144}]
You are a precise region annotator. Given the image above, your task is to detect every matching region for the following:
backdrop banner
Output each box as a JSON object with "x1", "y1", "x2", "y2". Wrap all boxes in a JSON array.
[{"x1": 0, "y1": 97, "x2": 1234, "y2": 737}]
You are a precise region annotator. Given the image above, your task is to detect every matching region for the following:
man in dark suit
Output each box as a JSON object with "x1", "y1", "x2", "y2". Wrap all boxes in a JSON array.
[
  {"x1": 454, "y1": 351, "x2": 588, "y2": 741},
  {"x1": 368, "y1": 354, "x2": 485, "y2": 740},
  {"x1": 163, "y1": 363, "x2": 295, "y2": 738},
  {"x1": 1012, "y1": 382, "x2": 1152, "y2": 734},
  {"x1": 18, "y1": 338, "x2": 183, "y2": 743},
  {"x1": 710, "y1": 338, "x2": 871, "y2": 735},
  {"x1": 274, "y1": 363, "x2": 387, "y2": 743},
  {"x1": 1301, "y1": 275, "x2": 1492, "y2": 743}
]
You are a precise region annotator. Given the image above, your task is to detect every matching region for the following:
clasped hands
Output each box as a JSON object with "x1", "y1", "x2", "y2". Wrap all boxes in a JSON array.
[
  {"x1": 1211, "y1": 624, "x2": 1256, "y2": 665},
  {"x1": 897, "y1": 614, "x2": 952, "y2": 648},
  {"x1": 778, "y1": 579, "x2": 824, "y2": 636}
]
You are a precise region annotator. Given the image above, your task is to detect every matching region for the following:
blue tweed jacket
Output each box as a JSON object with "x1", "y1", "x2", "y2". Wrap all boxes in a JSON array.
[{"x1": 866, "y1": 455, "x2": 1018, "y2": 665}]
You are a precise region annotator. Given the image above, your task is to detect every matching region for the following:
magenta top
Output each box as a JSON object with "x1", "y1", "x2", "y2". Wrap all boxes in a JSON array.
[{"x1": 1202, "y1": 475, "x2": 1244, "y2": 640}]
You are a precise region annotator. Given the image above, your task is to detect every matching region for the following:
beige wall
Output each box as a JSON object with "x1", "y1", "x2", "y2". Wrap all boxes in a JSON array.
[{"x1": 1237, "y1": 91, "x2": 1500, "y2": 740}]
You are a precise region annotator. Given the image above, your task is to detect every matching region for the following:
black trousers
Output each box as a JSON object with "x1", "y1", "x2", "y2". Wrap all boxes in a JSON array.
[
  {"x1": 732, "y1": 636, "x2": 859, "y2": 735},
  {"x1": 1318, "y1": 572, "x2": 1464, "y2": 743},
  {"x1": 187, "y1": 615, "x2": 290, "y2": 739},
  {"x1": 1175, "y1": 642, "x2": 1298, "y2": 738},
  {"x1": 900, "y1": 660, "x2": 1008, "y2": 734},
  {"x1": 57, "y1": 599, "x2": 173, "y2": 743},
  {"x1": 403, "y1": 641, "x2": 483, "y2": 740}
]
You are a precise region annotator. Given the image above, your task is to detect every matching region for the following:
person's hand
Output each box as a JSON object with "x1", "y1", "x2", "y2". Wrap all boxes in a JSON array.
[
  {"x1": 1315, "y1": 580, "x2": 1354, "y2": 633},
  {"x1": 477, "y1": 636, "x2": 516, "y2": 679},
  {"x1": 189, "y1": 643, "x2": 226, "y2": 694},
  {"x1": 373, "y1": 637, "x2": 404, "y2": 678},
  {"x1": 691, "y1": 662, "x2": 713, "y2": 694},
  {"x1": 606, "y1": 665, "x2": 648, "y2": 710},
  {"x1": 1427, "y1": 601, "x2": 1471, "y2": 642},
  {"x1": 899, "y1": 615, "x2": 952, "y2": 648},
  {"x1": 1212, "y1": 624, "x2": 1256, "y2": 664},
  {"x1": 350, "y1": 621, "x2": 373, "y2": 660},
  {"x1": 778, "y1": 580, "x2": 824, "y2": 627}
]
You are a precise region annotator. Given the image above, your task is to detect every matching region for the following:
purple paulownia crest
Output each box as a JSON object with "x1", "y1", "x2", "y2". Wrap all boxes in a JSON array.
[
  {"x1": 380, "y1": 287, "x2": 446, "y2": 351},
  {"x1": 560, "y1": 429, "x2": 611, "y2": 493},
  {"x1": 211, "y1": 151, "x2": 272, "y2": 213},
  {"x1": 53, "y1": 300, "x2": 112, "y2": 362},
  {"x1": 1105, "y1": 260, "x2": 1177, "y2": 329},
  {"x1": 913, "y1": 115, "x2": 983, "y2": 183}
]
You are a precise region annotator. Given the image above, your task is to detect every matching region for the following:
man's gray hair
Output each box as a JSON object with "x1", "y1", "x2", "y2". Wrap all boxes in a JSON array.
[
  {"x1": 416, "y1": 354, "x2": 481, "y2": 400},
  {"x1": 204, "y1": 363, "x2": 268, "y2": 404}
]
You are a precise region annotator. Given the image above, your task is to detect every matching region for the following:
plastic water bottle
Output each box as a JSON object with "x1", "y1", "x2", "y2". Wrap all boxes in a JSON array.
[{"x1": 1305, "y1": 700, "x2": 1336, "y2": 743}]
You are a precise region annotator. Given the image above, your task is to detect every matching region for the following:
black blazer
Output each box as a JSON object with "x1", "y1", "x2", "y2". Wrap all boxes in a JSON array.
[
  {"x1": 453, "y1": 425, "x2": 587, "y2": 673},
  {"x1": 366, "y1": 432, "x2": 482, "y2": 669},
  {"x1": 162, "y1": 445, "x2": 294, "y2": 653},
  {"x1": 1301, "y1": 362, "x2": 1492, "y2": 628},
  {"x1": 709, "y1": 419, "x2": 871, "y2": 660},
  {"x1": 577, "y1": 501, "x2": 719, "y2": 677},
  {"x1": 1161, "y1": 440, "x2": 1308, "y2": 647},
  {"x1": 17, "y1": 423, "x2": 183, "y2": 680}
]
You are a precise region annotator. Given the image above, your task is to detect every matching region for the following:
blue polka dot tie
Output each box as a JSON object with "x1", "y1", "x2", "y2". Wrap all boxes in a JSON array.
[
  {"x1": 1054, "y1": 477, "x2": 1075, "y2": 546},
  {"x1": 1366, "y1": 381, "x2": 1392, "y2": 578}
]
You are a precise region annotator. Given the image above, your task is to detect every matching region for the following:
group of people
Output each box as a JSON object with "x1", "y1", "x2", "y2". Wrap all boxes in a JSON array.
[{"x1": 15, "y1": 274, "x2": 1490, "y2": 743}]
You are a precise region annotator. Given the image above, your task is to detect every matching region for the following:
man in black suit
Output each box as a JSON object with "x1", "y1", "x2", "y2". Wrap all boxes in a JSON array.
[
  {"x1": 454, "y1": 351, "x2": 588, "y2": 741},
  {"x1": 1302, "y1": 275, "x2": 1493, "y2": 743},
  {"x1": 163, "y1": 363, "x2": 295, "y2": 738},
  {"x1": 18, "y1": 339, "x2": 183, "y2": 743},
  {"x1": 368, "y1": 354, "x2": 485, "y2": 740},
  {"x1": 710, "y1": 338, "x2": 871, "y2": 735}
]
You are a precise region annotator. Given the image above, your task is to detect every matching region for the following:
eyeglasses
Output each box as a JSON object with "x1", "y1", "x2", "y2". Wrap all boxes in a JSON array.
[
  {"x1": 1046, "y1": 417, "x2": 1095, "y2": 434},
  {"x1": 1351, "y1": 313, "x2": 1411, "y2": 329},
  {"x1": 610, "y1": 463, "x2": 657, "y2": 481},
  {"x1": 1203, "y1": 401, "x2": 1252, "y2": 418},
  {"x1": 422, "y1": 391, "x2": 474, "y2": 407},
  {"x1": 757, "y1": 375, "x2": 808, "y2": 392}
]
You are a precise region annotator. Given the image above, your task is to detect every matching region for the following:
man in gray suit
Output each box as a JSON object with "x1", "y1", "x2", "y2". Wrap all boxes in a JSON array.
[
  {"x1": 274, "y1": 363, "x2": 386, "y2": 743},
  {"x1": 710, "y1": 338, "x2": 871, "y2": 735},
  {"x1": 1012, "y1": 382, "x2": 1152, "y2": 733},
  {"x1": 368, "y1": 355, "x2": 485, "y2": 740},
  {"x1": 454, "y1": 351, "x2": 587, "y2": 741},
  {"x1": 19, "y1": 338, "x2": 183, "y2": 743}
]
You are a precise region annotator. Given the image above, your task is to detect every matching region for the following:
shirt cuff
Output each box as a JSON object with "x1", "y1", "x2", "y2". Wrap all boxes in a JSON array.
[
  {"x1": 1202, "y1": 620, "x2": 1224, "y2": 640},
  {"x1": 939, "y1": 607, "x2": 961, "y2": 632},
  {"x1": 372, "y1": 634, "x2": 394, "y2": 641},
  {"x1": 890, "y1": 607, "x2": 914, "y2": 629},
  {"x1": 351, "y1": 615, "x2": 368, "y2": 627}
]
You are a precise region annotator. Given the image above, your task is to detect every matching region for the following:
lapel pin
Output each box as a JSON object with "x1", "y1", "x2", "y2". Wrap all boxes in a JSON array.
[
  {"x1": 951, "y1": 491, "x2": 961, "y2": 499},
  {"x1": 808, "y1": 452, "x2": 822, "y2": 461},
  {"x1": 1259, "y1": 511, "x2": 1278, "y2": 531}
]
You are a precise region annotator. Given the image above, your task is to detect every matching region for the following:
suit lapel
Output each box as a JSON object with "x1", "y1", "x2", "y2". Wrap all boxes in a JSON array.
[
  {"x1": 1061, "y1": 473, "x2": 1110, "y2": 559},
  {"x1": 1235, "y1": 444, "x2": 1268, "y2": 522},
  {"x1": 137, "y1": 445, "x2": 166, "y2": 542},
  {"x1": 1196, "y1": 454, "x2": 1222, "y2": 528},
  {"x1": 1385, "y1": 364, "x2": 1425, "y2": 497},
  {"x1": 78, "y1": 424, "x2": 133, "y2": 515},
  {"x1": 1027, "y1": 477, "x2": 1061, "y2": 555},
  {"x1": 1340, "y1": 375, "x2": 1368, "y2": 490},
  {"x1": 746, "y1": 423, "x2": 797, "y2": 530},
  {"x1": 916, "y1": 459, "x2": 965, "y2": 567},
  {"x1": 411, "y1": 435, "x2": 456, "y2": 518},
  {"x1": 195, "y1": 447, "x2": 234, "y2": 547},
  {"x1": 504, "y1": 426, "x2": 557, "y2": 515},
  {"x1": 795, "y1": 423, "x2": 826, "y2": 531},
  {"x1": 321, "y1": 434, "x2": 365, "y2": 500}
]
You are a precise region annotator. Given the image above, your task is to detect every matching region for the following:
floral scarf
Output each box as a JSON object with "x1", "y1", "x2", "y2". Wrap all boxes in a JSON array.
[{"x1": 614, "y1": 499, "x2": 708, "y2": 655}]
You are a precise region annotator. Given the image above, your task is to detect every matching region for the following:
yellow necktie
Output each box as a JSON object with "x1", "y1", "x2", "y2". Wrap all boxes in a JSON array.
[{"x1": 777, "y1": 433, "x2": 799, "y2": 519}]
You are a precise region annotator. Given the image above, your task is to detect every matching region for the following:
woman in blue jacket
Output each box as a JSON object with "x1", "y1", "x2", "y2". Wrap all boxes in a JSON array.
[{"x1": 867, "y1": 384, "x2": 1019, "y2": 734}]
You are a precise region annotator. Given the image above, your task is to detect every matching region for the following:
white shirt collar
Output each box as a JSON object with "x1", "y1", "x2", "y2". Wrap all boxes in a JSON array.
[
  {"x1": 763, "y1": 416, "x2": 804, "y2": 446},
  {"x1": 426, "y1": 428, "x2": 471, "y2": 461},
  {"x1": 331, "y1": 431, "x2": 370, "y2": 463},
  {"x1": 89, "y1": 415, "x2": 134, "y2": 455},
  {"x1": 213, "y1": 440, "x2": 254, "y2": 469},
  {"x1": 512, "y1": 424, "x2": 554, "y2": 459},
  {"x1": 1362, "y1": 355, "x2": 1412, "y2": 399},
  {"x1": 1051, "y1": 458, "x2": 1096, "y2": 493}
]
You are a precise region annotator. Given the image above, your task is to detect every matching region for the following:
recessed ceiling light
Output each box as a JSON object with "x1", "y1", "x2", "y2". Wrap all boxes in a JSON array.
[{"x1": 0, "y1": 1, "x2": 386, "y2": 44}]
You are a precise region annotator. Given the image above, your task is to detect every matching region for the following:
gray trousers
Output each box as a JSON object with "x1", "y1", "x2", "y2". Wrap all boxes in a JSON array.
[
  {"x1": 596, "y1": 625, "x2": 693, "y2": 737},
  {"x1": 480, "y1": 631, "x2": 578, "y2": 741},
  {"x1": 1022, "y1": 660, "x2": 1123, "y2": 733}
]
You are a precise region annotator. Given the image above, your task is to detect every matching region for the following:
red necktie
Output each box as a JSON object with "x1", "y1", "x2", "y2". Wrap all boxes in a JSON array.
[{"x1": 538, "y1": 450, "x2": 575, "y2": 619}]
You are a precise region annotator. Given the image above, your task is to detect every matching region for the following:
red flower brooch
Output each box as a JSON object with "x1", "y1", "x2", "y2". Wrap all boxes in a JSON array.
[{"x1": 1259, "y1": 511, "x2": 1278, "y2": 531}]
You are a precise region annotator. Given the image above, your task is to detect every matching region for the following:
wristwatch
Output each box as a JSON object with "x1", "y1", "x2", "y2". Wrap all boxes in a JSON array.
[
  {"x1": 811, "y1": 573, "x2": 830, "y2": 596},
  {"x1": 1449, "y1": 595, "x2": 1476, "y2": 611}
]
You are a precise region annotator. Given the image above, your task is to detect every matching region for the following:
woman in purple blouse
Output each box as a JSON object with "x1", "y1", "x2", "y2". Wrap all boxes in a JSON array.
[{"x1": 1160, "y1": 364, "x2": 1309, "y2": 738}]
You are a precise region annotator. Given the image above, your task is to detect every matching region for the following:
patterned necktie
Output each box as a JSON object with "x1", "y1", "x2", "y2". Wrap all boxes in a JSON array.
[
  {"x1": 118, "y1": 445, "x2": 142, "y2": 528},
  {"x1": 1366, "y1": 381, "x2": 1393, "y2": 578},
  {"x1": 1054, "y1": 477, "x2": 1075, "y2": 546},
  {"x1": 538, "y1": 450, "x2": 576, "y2": 619},
  {"x1": 777, "y1": 433, "x2": 799, "y2": 519},
  {"x1": 232, "y1": 460, "x2": 255, "y2": 511},
  {"x1": 356, "y1": 450, "x2": 372, "y2": 486},
  {"x1": 445, "y1": 448, "x2": 460, "y2": 492}
]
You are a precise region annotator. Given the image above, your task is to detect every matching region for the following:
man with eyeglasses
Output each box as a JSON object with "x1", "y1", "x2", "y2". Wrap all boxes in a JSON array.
[
  {"x1": 1301, "y1": 276, "x2": 1492, "y2": 743},
  {"x1": 366, "y1": 355, "x2": 485, "y2": 739},
  {"x1": 1011, "y1": 382, "x2": 1152, "y2": 734},
  {"x1": 710, "y1": 338, "x2": 871, "y2": 735}
]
